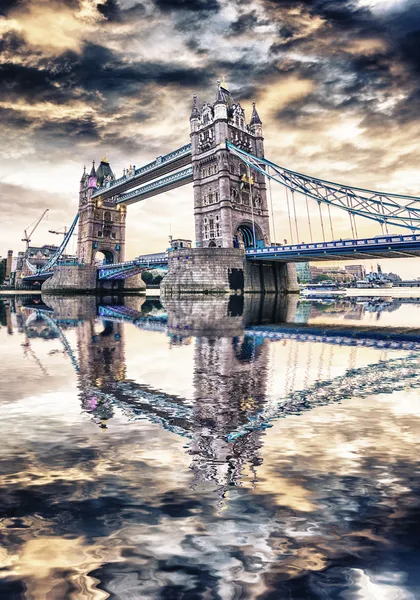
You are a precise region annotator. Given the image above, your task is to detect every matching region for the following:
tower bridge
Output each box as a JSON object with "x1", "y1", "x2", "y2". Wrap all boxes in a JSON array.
[{"x1": 22, "y1": 79, "x2": 420, "y2": 293}]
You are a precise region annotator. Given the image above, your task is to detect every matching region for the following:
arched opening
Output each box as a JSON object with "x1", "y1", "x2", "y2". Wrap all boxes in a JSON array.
[
  {"x1": 208, "y1": 240, "x2": 216, "y2": 248},
  {"x1": 94, "y1": 250, "x2": 114, "y2": 265},
  {"x1": 233, "y1": 223, "x2": 263, "y2": 249}
]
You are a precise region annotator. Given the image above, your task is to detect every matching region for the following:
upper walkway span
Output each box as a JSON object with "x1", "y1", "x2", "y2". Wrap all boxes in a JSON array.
[{"x1": 91, "y1": 144, "x2": 192, "y2": 202}]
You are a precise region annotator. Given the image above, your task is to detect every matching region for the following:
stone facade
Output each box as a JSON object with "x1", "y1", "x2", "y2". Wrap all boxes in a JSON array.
[
  {"x1": 77, "y1": 159, "x2": 127, "y2": 266},
  {"x1": 244, "y1": 261, "x2": 299, "y2": 293},
  {"x1": 161, "y1": 248, "x2": 299, "y2": 295},
  {"x1": 190, "y1": 83, "x2": 270, "y2": 250},
  {"x1": 161, "y1": 248, "x2": 246, "y2": 295},
  {"x1": 41, "y1": 265, "x2": 146, "y2": 294},
  {"x1": 41, "y1": 264, "x2": 97, "y2": 293}
]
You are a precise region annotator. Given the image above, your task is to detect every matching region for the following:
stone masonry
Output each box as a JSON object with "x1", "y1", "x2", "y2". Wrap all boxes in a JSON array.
[{"x1": 161, "y1": 248, "x2": 299, "y2": 295}]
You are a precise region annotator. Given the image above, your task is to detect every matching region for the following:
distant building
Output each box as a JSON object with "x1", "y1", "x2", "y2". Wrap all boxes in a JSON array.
[
  {"x1": 345, "y1": 264, "x2": 365, "y2": 280},
  {"x1": 170, "y1": 238, "x2": 192, "y2": 250},
  {"x1": 296, "y1": 262, "x2": 311, "y2": 283},
  {"x1": 309, "y1": 265, "x2": 349, "y2": 283}
]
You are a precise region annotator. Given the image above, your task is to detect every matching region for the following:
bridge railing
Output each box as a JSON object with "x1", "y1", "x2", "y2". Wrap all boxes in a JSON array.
[{"x1": 246, "y1": 233, "x2": 420, "y2": 256}]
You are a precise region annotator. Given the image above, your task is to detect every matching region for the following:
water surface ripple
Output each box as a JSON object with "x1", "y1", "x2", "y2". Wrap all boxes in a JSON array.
[{"x1": 0, "y1": 294, "x2": 419, "y2": 599}]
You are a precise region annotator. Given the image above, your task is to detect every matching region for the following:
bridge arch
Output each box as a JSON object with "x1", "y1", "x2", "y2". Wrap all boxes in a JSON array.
[
  {"x1": 233, "y1": 222, "x2": 264, "y2": 249},
  {"x1": 94, "y1": 249, "x2": 115, "y2": 265}
]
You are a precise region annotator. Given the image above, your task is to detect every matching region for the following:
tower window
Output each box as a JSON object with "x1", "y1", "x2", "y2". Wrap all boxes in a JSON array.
[{"x1": 98, "y1": 230, "x2": 103, "y2": 237}]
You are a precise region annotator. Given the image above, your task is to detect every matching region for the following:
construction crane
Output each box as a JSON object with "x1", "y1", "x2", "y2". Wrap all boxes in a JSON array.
[
  {"x1": 22, "y1": 209, "x2": 49, "y2": 250},
  {"x1": 49, "y1": 226, "x2": 67, "y2": 237}
]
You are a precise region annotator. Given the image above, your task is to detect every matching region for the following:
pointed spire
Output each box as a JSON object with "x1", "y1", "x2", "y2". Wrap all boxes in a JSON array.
[
  {"x1": 90, "y1": 160, "x2": 96, "y2": 176},
  {"x1": 80, "y1": 165, "x2": 86, "y2": 182},
  {"x1": 220, "y1": 75, "x2": 229, "y2": 91},
  {"x1": 190, "y1": 94, "x2": 200, "y2": 119},
  {"x1": 250, "y1": 101, "x2": 262, "y2": 126},
  {"x1": 215, "y1": 80, "x2": 225, "y2": 104}
]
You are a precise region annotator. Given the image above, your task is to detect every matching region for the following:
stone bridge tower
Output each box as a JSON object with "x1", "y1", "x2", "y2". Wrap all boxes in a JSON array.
[
  {"x1": 190, "y1": 80, "x2": 271, "y2": 249},
  {"x1": 77, "y1": 157, "x2": 127, "y2": 265}
]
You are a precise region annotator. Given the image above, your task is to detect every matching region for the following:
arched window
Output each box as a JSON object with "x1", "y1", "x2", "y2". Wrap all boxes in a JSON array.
[{"x1": 104, "y1": 211, "x2": 112, "y2": 223}]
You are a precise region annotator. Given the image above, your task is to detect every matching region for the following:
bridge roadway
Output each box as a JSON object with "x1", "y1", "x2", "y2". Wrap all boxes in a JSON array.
[
  {"x1": 246, "y1": 233, "x2": 420, "y2": 262},
  {"x1": 91, "y1": 144, "x2": 192, "y2": 202},
  {"x1": 21, "y1": 232, "x2": 420, "y2": 284},
  {"x1": 97, "y1": 233, "x2": 420, "y2": 281}
]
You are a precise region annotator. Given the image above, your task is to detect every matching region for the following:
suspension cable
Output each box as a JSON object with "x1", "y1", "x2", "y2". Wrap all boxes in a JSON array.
[
  {"x1": 305, "y1": 194, "x2": 313, "y2": 242},
  {"x1": 353, "y1": 213, "x2": 359, "y2": 239},
  {"x1": 346, "y1": 191, "x2": 355, "y2": 238},
  {"x1": 267, "y1": 168, "x2": 277, "y2": 244},
  {"x1": 285, "y1": 187, "x2": 294, "y2": 244},
  {"x1": 318, "y1": 202, "x2": 326, "y2": 242},
  {"x1": 291, "y1": 190, "x2": 300, "y2": 243},
  {"x1": 380, "y1": 196, "x2": 389, "y2": 234},
  {"x1": 327, "y1": 203, "x2": 335, "y2": 240}
]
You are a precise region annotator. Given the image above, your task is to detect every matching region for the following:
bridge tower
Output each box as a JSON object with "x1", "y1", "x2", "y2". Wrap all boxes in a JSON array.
[
  {"x1": 190, "y1": 80, "x2": 270, "y2": 249},
  {"x1": 77, "y1": 157, "x2": 127, "y2": 265}
]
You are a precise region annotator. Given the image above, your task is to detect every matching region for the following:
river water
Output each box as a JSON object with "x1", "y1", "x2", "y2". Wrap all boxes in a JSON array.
[{"x1": 0, "y1": 293, "x2": 420, "y2": 599}]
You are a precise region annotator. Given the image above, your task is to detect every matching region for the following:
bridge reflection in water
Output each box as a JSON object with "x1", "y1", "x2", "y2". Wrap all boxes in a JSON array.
[
  {"x1": 15, "y1": 293, "x2": 420, "y2": 495},
  {"x1": 3, "y1": 292, "x2": 420, "y2": 598}
]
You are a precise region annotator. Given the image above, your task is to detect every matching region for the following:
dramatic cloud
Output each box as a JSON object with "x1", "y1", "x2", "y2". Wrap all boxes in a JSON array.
[{"x1": 0, "y1": 0, "x2": 420, "y2": 275}]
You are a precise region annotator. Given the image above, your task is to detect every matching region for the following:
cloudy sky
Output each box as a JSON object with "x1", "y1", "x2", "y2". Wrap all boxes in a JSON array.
[{"x1": 1, "y1": 0, "x2": 420, "y2": 275}]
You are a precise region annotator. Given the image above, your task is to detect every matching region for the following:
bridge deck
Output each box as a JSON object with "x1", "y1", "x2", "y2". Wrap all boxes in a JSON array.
[{"x1": 246, "y1": 233, "x2": 420, "y2": 262}]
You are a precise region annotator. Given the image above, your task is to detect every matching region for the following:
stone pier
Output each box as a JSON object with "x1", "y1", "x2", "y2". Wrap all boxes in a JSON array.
[
  {"x1": 160, "y1": 248, "x2": 299, "y2": 295},
  {"x1": 41, "y1": 265, "x2": 146, "y2": 294}
]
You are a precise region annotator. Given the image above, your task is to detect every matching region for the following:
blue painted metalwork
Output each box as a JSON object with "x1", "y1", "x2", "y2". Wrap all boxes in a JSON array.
[
  {"x1": 92, "y1": 143, "x2": 192, "y2": 199},
  {"x1": 117, "y1": 167, "x2": 193, "y2": 205},
  {"x1": 25, "y1": 213, "x2": 79, "y2": 275},
  {"x1": 98, "y1": 252, "x2": 168, "y2": 280},
  {"x1": 246, "y1": 233, "x2": 420, "y2": 261},
  {"x1": 227, "y1": 141, "x2": 420, "y2": 232}
]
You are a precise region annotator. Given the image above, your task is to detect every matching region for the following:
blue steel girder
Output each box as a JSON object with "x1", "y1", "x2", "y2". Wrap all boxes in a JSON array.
[
  {"x1": 246, "y1": 233, "x2": 420, "y2": 262},
  {"x1": 117, "y1": 167, "x2": 193, "y2": 206},
  {"x1": 25, "y1": 213, "x2": 79, "y2": 275},
  {"x1": 98, "y1": 254, "x2": 168, "y2": 279},
  {"x1": 226, "y1": 141, "x2": 420, "y2": 232},
  {"x1": 92, "y1": 144, "x2": 192, "y2": 201}
]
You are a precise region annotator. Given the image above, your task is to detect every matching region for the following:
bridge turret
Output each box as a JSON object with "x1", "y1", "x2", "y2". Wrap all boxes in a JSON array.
[
  {"x1": 190, "y1": 94, "x2": 200, "y2": 133},
  {"x1": 249, "y1": 101, "x2": 263, "y2": 142},
  {"x1": 96, "y1": 155, "x2": 115, "y2": 187},
  {"x1": 88, "y1": 160, "x2": 97, "y2": 189},
  {"x1": 214, "y1": 81, "x2": 228, "y2": 121},
  {"x1": 80, "y1": 165, "x2": 87, "y2": 191}
]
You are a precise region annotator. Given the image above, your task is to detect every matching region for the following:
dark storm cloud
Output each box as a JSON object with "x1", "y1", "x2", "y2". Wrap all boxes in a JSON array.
[
  {"x1": 0, "y1": 0, "x2": 24, "y2": 16},
  {"x1": 96, "y1": 0, "x2": 120, "y2": 20},
  {"x1": 154, "y1": 0, "x2": 220, "y2": 13},
  {"x1": 0, "y1": 41, "x2": 211, "y2": 109},
  {"x1": 228, "y1": 10, "x2": 268, "y2": 36},
  {"x1": 36, "y1": 116, "x2": 101, "y2": 144}
]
